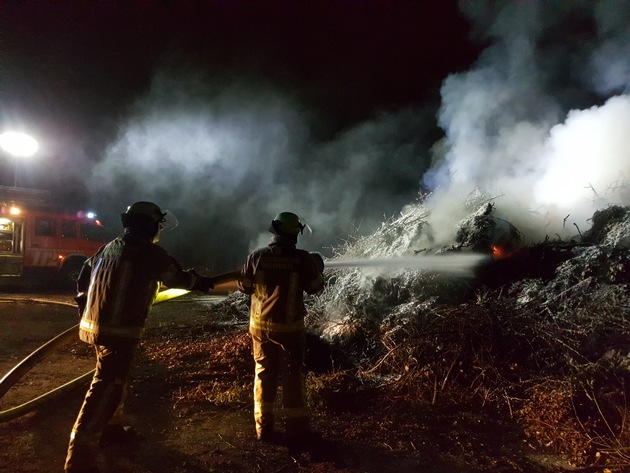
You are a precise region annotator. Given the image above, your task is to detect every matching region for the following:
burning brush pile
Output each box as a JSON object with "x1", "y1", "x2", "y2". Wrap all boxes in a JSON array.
[{"x1": 306, "y1": 197, "x2": 630, "y2": 468}]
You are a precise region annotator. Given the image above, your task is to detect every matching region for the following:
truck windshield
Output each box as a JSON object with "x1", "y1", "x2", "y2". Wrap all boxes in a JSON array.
[{"x1": 80, "y1": 223, "x2": 107, "y2": 243}]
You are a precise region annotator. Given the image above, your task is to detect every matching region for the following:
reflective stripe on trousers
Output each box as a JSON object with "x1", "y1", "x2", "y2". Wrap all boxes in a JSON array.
[
  {"x1": 249, "y1": 316, "x2": 304, "y2": 333},
  {"x1": 80, "y1": 318, "x2": 145, "y2": 339}
]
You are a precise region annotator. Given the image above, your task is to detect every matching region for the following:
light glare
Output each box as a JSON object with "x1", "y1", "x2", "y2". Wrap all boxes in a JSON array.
[{"x1": 0, "y1": 132, "x2": 39, "y2": 157}]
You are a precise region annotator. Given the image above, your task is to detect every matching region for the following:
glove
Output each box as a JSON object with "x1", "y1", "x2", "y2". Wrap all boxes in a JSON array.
[
  {"x1": 191, "y1": 275, "x2": 214, "y2": 292},
  {"x1": 75, "y1": 292, "x2": 87, "y2": 318},
  {"x1": 309, "y1": 252, "x2": 325, "y2": 273},
  {"x1": 188, "y1": 269, "x2": 214, "y2": 292}
]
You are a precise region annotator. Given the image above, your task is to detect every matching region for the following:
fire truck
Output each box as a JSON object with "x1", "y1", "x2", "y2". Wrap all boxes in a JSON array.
[{"x1": 0, "y1": 186, "x2": 107, "y2": 285}]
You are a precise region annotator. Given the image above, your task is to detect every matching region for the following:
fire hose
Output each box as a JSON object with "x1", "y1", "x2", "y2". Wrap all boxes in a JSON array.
[
  {"x1": 0, "y1": 271, "x2": 241, "y2": 423},
  {"x1": 0, "y1": 300, "x2": 88, "y2": 422}
]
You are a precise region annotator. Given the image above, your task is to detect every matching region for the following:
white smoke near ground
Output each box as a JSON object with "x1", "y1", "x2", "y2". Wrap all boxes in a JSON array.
[
  {"x1": 87, "y1": 71, "x2": 435, "y2": 270},
  {"x1": 422, "y1": 1, "x2": 630, "y2": 247}
]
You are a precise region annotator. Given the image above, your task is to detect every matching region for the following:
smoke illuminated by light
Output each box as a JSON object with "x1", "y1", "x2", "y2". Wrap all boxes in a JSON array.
[
  {"x1": 83, "y1": 2, "x2": 630, "y2": 270},
  {"x1": 422, "y1": 2, "x2": 630, "y2": 245},
  {"x1": 535, "y1": 96, "x2": 630, "y2": 209},
  {"x1": 87, "y1": 78, "x2": 433, "y2": 269}
]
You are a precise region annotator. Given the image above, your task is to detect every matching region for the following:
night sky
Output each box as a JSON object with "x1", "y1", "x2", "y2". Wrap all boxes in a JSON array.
[
  {"x1": 2, "y1": 1, "x2": 629, "y2": 271},
  {"x1": 0, "y1": 0, "x2": 478, "y2": 181},
  {"x1": 1, "y1": 2, "x2": 477, "y2": 135}
]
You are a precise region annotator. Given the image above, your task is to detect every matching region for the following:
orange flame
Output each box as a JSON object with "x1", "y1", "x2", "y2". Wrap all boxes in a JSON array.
[{"x1": 492, "y1": 245, "x2": 506, "y2": 259}]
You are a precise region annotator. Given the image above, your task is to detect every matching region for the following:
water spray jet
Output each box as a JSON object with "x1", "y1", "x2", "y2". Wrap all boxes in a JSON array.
[
  {"x1": 324, "y1": 253, "x2": 490, "y2": 277},
  {"x1": 206, "y1": 253, "x2": 490, "y2": 285}
]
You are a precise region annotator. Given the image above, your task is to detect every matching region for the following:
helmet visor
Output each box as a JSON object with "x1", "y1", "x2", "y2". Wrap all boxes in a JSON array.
[
  {"x1": 160, "y1": 210, "x2": 179, "y2": 232},
  {"x1": 301, "y1": 219, "x2": 313, "y2": 237}
]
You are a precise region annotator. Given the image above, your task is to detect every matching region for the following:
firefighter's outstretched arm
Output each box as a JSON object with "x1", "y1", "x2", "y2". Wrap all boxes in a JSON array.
[
  {"x1": 189, "y1": 270, "x2": 215, "y2": 292},
  {"x1": 192, "y1": 270, "x2": 241, "y2": 292},
  {"x1": 208, "y1": 270, "x2": 241, "y2": 287}
]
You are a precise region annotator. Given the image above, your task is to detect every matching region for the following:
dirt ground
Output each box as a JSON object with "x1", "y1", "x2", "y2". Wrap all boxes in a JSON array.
[{"x1": 0, "y1": 292, "x2": 577, "y2": 473}]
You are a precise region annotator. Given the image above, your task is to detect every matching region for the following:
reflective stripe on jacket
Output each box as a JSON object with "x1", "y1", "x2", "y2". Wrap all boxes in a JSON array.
[
  {"x1": 238, "y1": 236, "x2": 324, "y2": 336},
  {"x1": 78, "y1": 232, "x2": 196, "y2": 346}
]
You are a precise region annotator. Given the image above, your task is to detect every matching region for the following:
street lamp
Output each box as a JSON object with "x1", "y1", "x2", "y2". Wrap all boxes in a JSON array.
[{"x1": 0, "y1": 131, "x2": 39, "y2": 187}]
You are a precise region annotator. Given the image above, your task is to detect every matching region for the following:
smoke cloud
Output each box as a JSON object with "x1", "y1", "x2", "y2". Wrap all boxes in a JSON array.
[
  {"x1": 87, "y1": 2, "x2": 630, "y2": 273},
  {"x1": 422, "y1": 1, "x2": 630, "y2": 246},
  {"x1": 87, "y1": 71, "x2": 436, "y2": 271}
]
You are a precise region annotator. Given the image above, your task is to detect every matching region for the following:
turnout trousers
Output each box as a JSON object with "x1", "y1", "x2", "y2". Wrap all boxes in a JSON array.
[
  {"x1": 251, "y1": 331, "x2": 309, "y2": 438},
  {"x1": 64, "y1": 343, "x2": 137, "y2": 472}
]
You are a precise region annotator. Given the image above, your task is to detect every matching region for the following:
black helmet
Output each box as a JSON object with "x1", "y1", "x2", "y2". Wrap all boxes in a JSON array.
[
  {"x1": 120, "y1": 201, "x2": 168, "y2": 241},
  {"x1": 125, "y1": 201, "x2": 166, "y2": 224},
  {"x1": 269, "y1": 212, "x2": 305, "y2": 236}
]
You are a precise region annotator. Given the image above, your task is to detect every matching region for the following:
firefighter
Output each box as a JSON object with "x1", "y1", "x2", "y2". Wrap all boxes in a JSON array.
[
  {"x1": 64, "y1": 201, "x2": 214, "y2": 473},
  {"x1": 237, "y1": 212, "x2": 325, "y2": 443}
]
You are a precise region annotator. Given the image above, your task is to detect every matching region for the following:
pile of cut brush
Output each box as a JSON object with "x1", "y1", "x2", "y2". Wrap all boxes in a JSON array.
[{"x1": 305, "y1": 196, "x2": 630, "y2": 469}]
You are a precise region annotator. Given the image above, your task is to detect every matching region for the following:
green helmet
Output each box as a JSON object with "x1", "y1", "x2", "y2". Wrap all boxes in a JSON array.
[
  {"x1": 125, "y1": 201, "x2": 166, "y2": 224},
  {"x1": 269, "y1": 212, "x2": 305, "y2": 236}
]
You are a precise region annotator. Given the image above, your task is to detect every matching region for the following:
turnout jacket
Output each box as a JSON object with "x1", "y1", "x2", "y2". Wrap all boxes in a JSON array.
[
  {"x1": 238, "y1": 235, "x2": 324, "y2": 336},
  {"x1": 77, "y1": 231, "x2": 197, "y2": 346}
]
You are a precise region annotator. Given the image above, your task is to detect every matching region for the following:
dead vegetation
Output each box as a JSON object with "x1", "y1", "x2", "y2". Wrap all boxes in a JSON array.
[
  {"x1": 304, "y1": 198, "x2": 630, "y2": 470},
  {"x1": 141, "y1": 313, "x2": 253, "y2": 408},
  {"x1": 138, "y1": 197, "x2": 629, "y2": 471}
]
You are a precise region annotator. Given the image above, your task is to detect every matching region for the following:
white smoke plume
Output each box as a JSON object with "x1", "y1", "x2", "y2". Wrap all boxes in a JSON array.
[
  {"x1": 87, "y1": 71, "x2": 435, "y2": 270},
  {"x1": 88, "y1": 2, "x2": 630, "y2": 272},
  {"x1": 423, "y1": 1, "x2": 630, "y2": 246}
]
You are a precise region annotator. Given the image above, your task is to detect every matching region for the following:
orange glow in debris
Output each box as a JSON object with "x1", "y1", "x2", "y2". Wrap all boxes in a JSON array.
[{"x1": 492, "y1": 246, "x2": 506, "y2": 259}]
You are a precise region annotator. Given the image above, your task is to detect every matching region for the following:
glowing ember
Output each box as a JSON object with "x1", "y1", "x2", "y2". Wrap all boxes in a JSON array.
[{"x1": 492, "y1": 245, "x2": 506, "y2": 259}]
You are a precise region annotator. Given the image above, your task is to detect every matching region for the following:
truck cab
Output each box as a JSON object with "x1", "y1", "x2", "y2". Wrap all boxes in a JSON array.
[{"x1": 0, "y1": 204, "x2": 107, "y2": 283}]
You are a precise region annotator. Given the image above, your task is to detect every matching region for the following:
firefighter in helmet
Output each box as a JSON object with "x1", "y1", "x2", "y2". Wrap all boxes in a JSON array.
[
  {"x1": 65, "y1": 201, "x2": 214, "y2": 473},
  {"x1": 237, "y1": 212, "x2": 325, "y2": 443}
]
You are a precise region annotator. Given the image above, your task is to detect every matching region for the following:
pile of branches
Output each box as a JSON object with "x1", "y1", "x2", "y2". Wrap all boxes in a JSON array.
[{"x1": 306, "y1": 199, "x2": 630, "y2": 469}]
